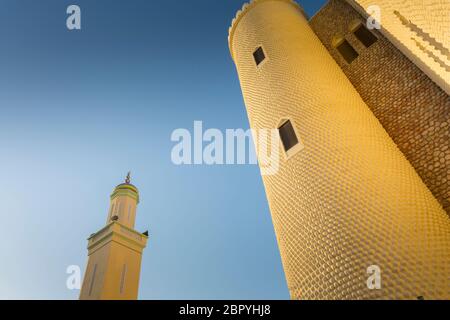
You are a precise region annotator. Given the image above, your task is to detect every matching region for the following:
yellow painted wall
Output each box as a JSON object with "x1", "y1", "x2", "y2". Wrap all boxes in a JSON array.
[
  {"x1": 80, "y1": 242, "x2": 110, "y2": 300},
  {"x1": 99, "y1": 240, "x2": 144, "y2": 300},
  {"x1": 108, "y1": 195, "x2": 138, "y2": 229},
  {"x1": 229, "y1": 0, "x2": 450, "y2": 299}
]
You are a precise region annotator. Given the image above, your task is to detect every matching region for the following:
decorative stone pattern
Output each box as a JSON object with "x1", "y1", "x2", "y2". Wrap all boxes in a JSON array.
[
  {"x1": 310, "y1": 0, "x2": 450, "y2": 214},
  {"x1": 347, "y1": 0, "x2": 450, "y2": 94},
  {"x1": 229, "y1": 0, "x2": 450, "y2": 300}
]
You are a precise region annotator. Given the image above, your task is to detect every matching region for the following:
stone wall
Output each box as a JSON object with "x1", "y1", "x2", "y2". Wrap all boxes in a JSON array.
[{"x1": 310, "y1": 0, "x2": 450, "y2": 214}]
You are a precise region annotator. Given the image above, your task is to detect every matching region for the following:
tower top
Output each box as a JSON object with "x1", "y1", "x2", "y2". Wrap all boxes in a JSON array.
[
  {"x1": 111, "y1": 172, "x2": 139, "y2": 203},
  {"x1": 228, "y1": 0, "x2": 306, "y2": 61}
]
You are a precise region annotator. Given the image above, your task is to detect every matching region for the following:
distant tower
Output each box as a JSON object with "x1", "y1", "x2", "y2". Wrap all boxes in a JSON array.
[
  {"x1": 228, "y1": 0, "x2": 450, "y2": 299},
  {"x1": 80, "y1": 173, "x2": 148, "y2": 300}
]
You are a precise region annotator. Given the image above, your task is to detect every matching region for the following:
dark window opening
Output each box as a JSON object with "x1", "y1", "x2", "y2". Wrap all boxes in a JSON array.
[
  {"x1": 253, "y1": 47, "x2": 266, "y2": 66},
  {"x1": 354, "y1": 24, "x2": 378, "y2": 48},
  {"x1": 278, "y1": 120, "x2": 299, "y2": 153},
  {"x1": 336, "y1": 39, "x2": 359, "y2": 64}
]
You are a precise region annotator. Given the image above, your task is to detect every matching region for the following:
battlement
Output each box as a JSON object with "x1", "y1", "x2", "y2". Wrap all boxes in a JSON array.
[
  {"x1": 228, "y1": 0, "x2": 306, "y2": 61},
  {"x1": 87, "y1": 221, "x2": 148, "y2": 255}
]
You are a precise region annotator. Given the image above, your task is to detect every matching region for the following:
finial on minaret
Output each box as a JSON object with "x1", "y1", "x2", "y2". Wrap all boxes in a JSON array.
[{"x1": 125, "y1": 172, "x2": 131, "y2": 184}]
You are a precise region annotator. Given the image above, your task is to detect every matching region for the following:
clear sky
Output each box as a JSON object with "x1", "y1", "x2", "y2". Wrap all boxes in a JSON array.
[{"x1": 0, "y1": 0, "x2": 327, "y2": 299}]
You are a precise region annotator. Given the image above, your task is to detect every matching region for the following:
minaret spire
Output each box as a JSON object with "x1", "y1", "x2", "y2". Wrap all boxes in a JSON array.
[{"x1": 125, "y1": 171, "x2": 131, "y2": 184}]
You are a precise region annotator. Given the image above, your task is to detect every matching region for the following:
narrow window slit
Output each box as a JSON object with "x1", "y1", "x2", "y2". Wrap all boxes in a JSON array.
[
  {"x1": 278, "y1": 120, "x2": 299, "y2": 153},
  {"x1": 253, "y1": 47, "x2": 266, "y2": 66}
]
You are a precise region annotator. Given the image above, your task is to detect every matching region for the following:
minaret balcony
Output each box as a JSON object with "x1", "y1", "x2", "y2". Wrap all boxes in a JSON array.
[{"x1": 87, "y1": 222, "x2": 148, "y2": 255}]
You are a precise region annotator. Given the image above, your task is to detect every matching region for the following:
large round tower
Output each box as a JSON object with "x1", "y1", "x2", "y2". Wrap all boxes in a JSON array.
[{"x1": 228, "y1": 0, "x2": 450, "y2": 299}]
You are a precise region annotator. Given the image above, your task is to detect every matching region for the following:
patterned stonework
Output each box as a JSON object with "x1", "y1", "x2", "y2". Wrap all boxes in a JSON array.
[
  {"x1": 310, "y1": 0, "x2": 450, "y2": 214},
  {"x1": 347, "y1": 0, "x2": 450, "y2": 94},
  {"x1": 229, "y1": 0, "x2": 450, "y2": 300}
]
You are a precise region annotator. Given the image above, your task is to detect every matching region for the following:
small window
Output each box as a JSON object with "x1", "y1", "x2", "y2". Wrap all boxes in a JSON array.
[
  {"x1": 253, "y1": 47, "x2": 266, "y2": 66},
  {"x1": 353, "y1": 24, "x2": 378, "y2": 48},
  {"x1": 278, "y1": 120, "x2": 299, "y2": 153},
  {"x1": 336, "y1": 39, "x2": 359, "y2": 64}
]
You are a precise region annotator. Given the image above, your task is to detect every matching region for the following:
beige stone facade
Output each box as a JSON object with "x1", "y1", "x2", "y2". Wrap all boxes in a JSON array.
[{"x1": 229, "y1": 0, "x2": 450, "y2": 300}]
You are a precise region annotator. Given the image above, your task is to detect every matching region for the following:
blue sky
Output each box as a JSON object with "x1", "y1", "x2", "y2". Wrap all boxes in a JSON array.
[{"x1": 0, "y1": 0, "x2": 327, "y2": 299}]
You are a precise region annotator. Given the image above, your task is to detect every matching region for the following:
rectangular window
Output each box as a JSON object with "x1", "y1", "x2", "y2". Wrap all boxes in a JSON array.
[
  {"x1": 253, "y1": 47, "x2": 266, "y2": 66},
  {"x1": 278, "y1": 120, "x2": 299, "y2": 153},
  {"x1": 337, "y1": 40, "x2": 359, "y2": 64},
  {"x1": 354, "y1": 25, "x2": 378, "y2": 48}
]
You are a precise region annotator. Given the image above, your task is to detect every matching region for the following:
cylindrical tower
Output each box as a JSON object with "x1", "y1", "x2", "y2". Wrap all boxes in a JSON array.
[
  {"x1": 229, "y1": 0, "x2": 450, "y2": 299},
  {"x1": 107, "y1": 172, "x2": 140, "y2": 229}
]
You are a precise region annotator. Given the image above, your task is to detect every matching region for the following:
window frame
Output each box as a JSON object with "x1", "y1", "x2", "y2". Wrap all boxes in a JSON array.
[
  {"x1": 277, "y1": 118, "x2": 304, "y2": 160},
  {"x1": 352, "y1": 23, "x2": 378, "y2": 48},
  {"x1": 253, "y1": 45, "x2": 268, "y2": 69},
  {"x1": 334, "y1": 38, "x2": 359, "y2": 64}
]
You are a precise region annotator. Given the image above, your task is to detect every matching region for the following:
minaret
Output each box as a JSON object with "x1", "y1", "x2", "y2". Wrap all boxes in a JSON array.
[{"x1": 80, "y1": 173, "x2": 148, "y2": 300}]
